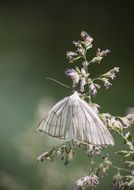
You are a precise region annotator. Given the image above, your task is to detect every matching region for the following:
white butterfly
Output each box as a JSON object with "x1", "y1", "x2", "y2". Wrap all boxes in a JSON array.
[{"x1": 38, "y1": 91, "x2": 114, "y2": 146}]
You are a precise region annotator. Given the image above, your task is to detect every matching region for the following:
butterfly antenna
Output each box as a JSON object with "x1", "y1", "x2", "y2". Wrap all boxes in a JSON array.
[{"x1": 46, "y1": 77, "x2": 73, "y2": 90}]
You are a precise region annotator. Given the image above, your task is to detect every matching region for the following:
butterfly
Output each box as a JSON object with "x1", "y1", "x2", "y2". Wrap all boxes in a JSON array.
[{"x1": 38, "y1": 91, "x2": 114, "y2": 145}]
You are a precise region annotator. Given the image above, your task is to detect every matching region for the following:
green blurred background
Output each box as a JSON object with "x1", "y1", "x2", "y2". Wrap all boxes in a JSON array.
[{"x1": 0, "y1": 1, "x2": 134, "y2": 190}]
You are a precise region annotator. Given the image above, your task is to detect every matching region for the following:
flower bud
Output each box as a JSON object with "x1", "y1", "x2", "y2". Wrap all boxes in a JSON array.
[
  {"x1": 66, "y1": 51, "x2": 78, "y2": 63},
  {"x1": 75, "y1": 174, "x2": 99, "y2": 189},
  {"x1": 81, "y1": 31, "x2": 93, "y2": 50},
  {"x1": 65, "y1": 69, "x2": 79, "y2": 88}
]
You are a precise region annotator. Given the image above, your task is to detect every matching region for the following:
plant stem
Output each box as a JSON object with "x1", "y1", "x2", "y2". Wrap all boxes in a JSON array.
[{"x1": 111, "y1": 165, "x2": 131, "y2": 173}]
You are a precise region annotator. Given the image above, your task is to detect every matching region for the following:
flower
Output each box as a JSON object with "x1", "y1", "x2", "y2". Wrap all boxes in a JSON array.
[
  {"x1": 73, "y1": 41, "x2": 86, "y2": 56},
  {"x1": 87, "y1": 144, "x2": 101, "y2": 155},
  {"x1": 96, "y1": 48, "x2": 111, "y2": 57},
  {"x1": 66, "y1": 51, "x2": 78, "y2": 63},
  {"x1": 91, "y1": 48, "x2": 111, "y2": 64},
  {"x1": 109, "y1": 117, "x2": 123, "y2": 129},
  {"x1": 105, "y1": 67, "x2": 120, "y2": 80},
  {"x1": 118, "y1": 114, "x2": 134, "y2": 128},
  {"x1": 126, "y1": 114, "x2": 134, "y2": 125},
  {"x1": 81, "y1": 31, "x2": 93, "y2": 50},
  {"x1": 113, "y1": 172, "x2": 126, "y2": 190},
  {"x1": 103, "y1": 79, "x2": 112, "y2": 89},
  {"x1": 65, "y1": 69, "x2": 79, "y2": 87},
  {"x1": 76, "y1": 42, "x2": 85, "y2": 56},
  {"x1": 80, "y1": 78, "x2": 86, "y2": 92},
  {"x1": 75, "y1": 174, "x2": 99, "y2": 190},
  {"x1": 88, "y1": 81, "x2": 100, "y2": 96}
]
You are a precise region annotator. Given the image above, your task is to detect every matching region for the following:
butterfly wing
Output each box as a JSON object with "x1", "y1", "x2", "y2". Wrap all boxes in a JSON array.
[
  {"x1": 72, "y1": 97, "x2": 114, "y2": 145},
  {"x1": 38, "y1": 91, "x2": 114, "y2": 145},
  {"x1": 38, "y1": 95, "x2": 74, "y2": 139}
]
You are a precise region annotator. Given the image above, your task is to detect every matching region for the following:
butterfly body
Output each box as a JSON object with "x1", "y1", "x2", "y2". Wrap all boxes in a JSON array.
[{"x1": 38, "y1": 91, "x2": 114, "y2": 146}]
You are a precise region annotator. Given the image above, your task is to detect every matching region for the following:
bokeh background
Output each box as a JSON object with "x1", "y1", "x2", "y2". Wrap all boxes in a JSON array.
[{"x1": 0, "y1": 1, "x2": 134, "y2": 190}]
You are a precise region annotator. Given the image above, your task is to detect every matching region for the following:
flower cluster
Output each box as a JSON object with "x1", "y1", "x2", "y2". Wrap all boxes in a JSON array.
[
  {"x1": 113, "y1": 172, "x2": 126, "y2": 190},
  {"x1": 37, "y1": 142, "x2": 75, "y2": 165},
  {"x1": 66, "y1": 31, "x2": 93, "y2": 64},
  {"x1": 96, "y1": 154, "x2": 112, "y2": 178},
  {"x1": 98, "y1": 67, "x2": 119, "y2": 89},
  {"x1": 86, "y1": 144, "x2": 102, "y2": 155},
  {"x1": 66, "y1": 51, "x2": 79, "y2": 64},
  {"x1": 75, "y1": 174, "x2": 99, "y2": 190},
  {"x1": 91, "y1": 48, "x2": 111, "y2": 64},
  {"x1": 88, "y1": 81, "x2": 101, "y2": 96},
  {"x1": 100, "y1": 113, "x2": 134, "y2": 132},
  {"x1": 91, "y1": 67, "x2": 120, "y2": 90},
  {"x1": 65, "y1": 69, "x2": 79, "y2": 88},
  {"x1": 113, "y1": 171, "x2": 134, "y2": 190},
  {"x1": 66, "y1": 31, "x2": 119, "y2": 95},
  {"x1": 80, "y1": 31, "x2": 93, "y2": 50}
]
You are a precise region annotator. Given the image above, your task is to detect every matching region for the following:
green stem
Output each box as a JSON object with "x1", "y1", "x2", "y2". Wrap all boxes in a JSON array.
[
  {"x1": 83, "y1": 53, "x2": 88, "y2": 73},
  {"x1": 92, "y1": 77, "x2": 101, "y2": 82},
  {"x1": 111, "y1": 165, "x2": 131, "y2": 173},
  {"x1": 91, "y1": 156, "x2": 94, "y2": 173}
]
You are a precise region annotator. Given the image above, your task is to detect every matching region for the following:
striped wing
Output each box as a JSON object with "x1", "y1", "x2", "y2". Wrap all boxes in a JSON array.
[
  {"x1": 38, "y1": 92, "x2": 114, "y2": 145},
  {"x1": 73, "y1": 98, "x2": 114, "y2": 145},
  {"x1": 38, "y1": 96, "x2": 74, "y2": 139}
]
